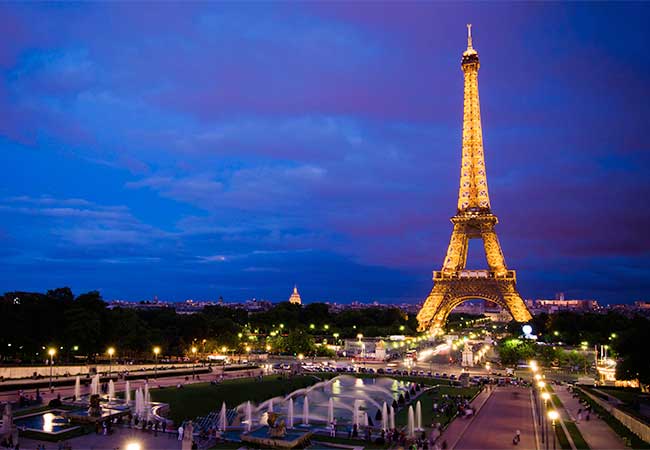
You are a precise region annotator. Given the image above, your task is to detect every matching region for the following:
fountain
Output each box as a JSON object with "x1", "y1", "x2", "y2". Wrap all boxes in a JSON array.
[
  {"x1": 241, "y1": 411, "x2": 312, "y2": 449},
  {"x1": 219, "y1": 402, "x2": 227, "y2": 431},
  {"x1": 90, "y1": 374, "x2": 99, "y2": 396},
  {"x1": 233, "y1": 375, "x2": 419, "y2": 448},
  {"x1": 108, "y1": 380, "x2": 115, "y2": 400},
  {"x1": 74, "y1": 376, "x2": 81, "y2": 401},
  {"x1": 287, "y1": 398, "x2": 294, "y2": 429},
  {"x1": 415, "y1": 400, "x2": 422, "y2": 431},
  {"x1": 144, "y1": 382, "x2": 151, "y2": 419},
  {"x1": 135, "y1": 388, "x2": 143, "y2": 417},
  {"x1": 125, "y1": 380, "x2": 131, "y2": 404},
  {"x1": 407, "y1": 406, "x2": 415, "y2": 438},
  {"x1": 245, "y1": 401, "x2": 252, "y2": 432},
  {"x1": 302, "y1": 396, "x2": 309, "y2": 425}
]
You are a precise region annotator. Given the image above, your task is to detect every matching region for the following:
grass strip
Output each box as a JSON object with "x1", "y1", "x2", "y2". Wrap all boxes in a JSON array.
[
  {"x1": 565, "y1": 421, "x2": 590, "y2": 450},
  {"x1": 553, "y1": 419, "x2": 572, "y2": 450}
]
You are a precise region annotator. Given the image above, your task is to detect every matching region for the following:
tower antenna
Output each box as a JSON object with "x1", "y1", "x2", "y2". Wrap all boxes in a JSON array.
[{"x1": 467, "y1": 23, "x2": 473, "y2": 50}]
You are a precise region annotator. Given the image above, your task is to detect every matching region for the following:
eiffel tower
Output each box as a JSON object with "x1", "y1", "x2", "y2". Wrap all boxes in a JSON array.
[{"x1": 417, "y1": 25, "x2": 532, "y2": 332}]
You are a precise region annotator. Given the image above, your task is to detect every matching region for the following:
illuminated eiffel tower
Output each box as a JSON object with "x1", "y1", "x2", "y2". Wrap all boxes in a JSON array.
[{"x1": 417, "y1": 25, "x2": 532, "y2": 332}]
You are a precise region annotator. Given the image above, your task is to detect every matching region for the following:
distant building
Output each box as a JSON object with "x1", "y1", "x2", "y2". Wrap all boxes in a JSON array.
[
  {"x1": 527, "y1": 293, "x2": 599, "y2": 314},
  {"x1": 289, "y1": 286, "x2": 302, "y2": 305}
]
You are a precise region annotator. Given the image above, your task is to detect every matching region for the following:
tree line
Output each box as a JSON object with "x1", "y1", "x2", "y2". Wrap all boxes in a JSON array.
[{"x1": 0, "y1": 287, "x2": 417, "y2": 364}]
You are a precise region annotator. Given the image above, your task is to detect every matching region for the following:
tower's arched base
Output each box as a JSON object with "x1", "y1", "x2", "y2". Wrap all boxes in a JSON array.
[{"x1": 416, "y1": 271, "x2": 532, "y2": 332}]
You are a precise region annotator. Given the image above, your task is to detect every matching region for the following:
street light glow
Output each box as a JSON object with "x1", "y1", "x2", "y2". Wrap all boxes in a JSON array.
[
  {"x1": 548, "y1": 410, "x2": 559, "y2": 421},
  {"x1": 107, "y1": 347, "x2": 115, "y2": 356},
  {"x1": 153, "y1": 346, "x2": 160, "y2": 355},
  {"x1": 125, "y1": 441, "x2": 142, "y2": 450},
  {"x1": 542, "y1": 392, "x2": 551, "y2": 401},
  {"x1": 48, "y1": 348, "x2": 56, "y2": 357}
]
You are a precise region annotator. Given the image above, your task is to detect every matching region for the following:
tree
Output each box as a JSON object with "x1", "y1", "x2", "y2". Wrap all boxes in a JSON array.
[
  {"x1": 282, "y1": 330, "x2": 315, "y2": 355},
  {"x1": 614, "y1": 317, "x2": 650, "y2": 385},
  {"x1": 497, "y1": 338, "x2": 536, "y2": 366}
]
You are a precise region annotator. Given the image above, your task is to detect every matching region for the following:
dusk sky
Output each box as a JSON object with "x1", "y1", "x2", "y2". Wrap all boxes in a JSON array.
[{"x1": 1, "y1": 3, "x2": 649, "y2": 305}]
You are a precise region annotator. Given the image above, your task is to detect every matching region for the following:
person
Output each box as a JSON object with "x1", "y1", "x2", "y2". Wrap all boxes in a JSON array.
[
  {"x1": 516, "y1": 429, "x2": 521, "y2": 443},
  {"x1": 162, "y1": 420, "x2": 168, "y2": 435},
  {"x1": 178, "y1": 425, "x2": 184, "y2": 441}
]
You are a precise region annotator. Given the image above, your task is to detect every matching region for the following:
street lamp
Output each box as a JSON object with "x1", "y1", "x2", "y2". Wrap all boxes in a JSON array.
[
  {"x1": 542, "y1": 392, "x2": 551, "y2": 448},
  {"x1": 153, "y1": 346, "x2": 161, "y2": 379},
  {"x1": 107, "y1": 347, "x2": 115, "y2": 378},
  {"x1": 548, "y1": 410, "x2": 559, "y2": 450},
  {"x1": 191, "y1": 346, "x2": 197, "y2": 379},
  {"x1": 48, "y1": 348, "x2": 56, "y2": 391}
]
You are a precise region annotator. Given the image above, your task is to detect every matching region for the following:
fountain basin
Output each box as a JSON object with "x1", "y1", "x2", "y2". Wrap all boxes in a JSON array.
[
  {"x1": 14, "y1": 409, "x2": 79, "y2": 435},
  {"x1": 64, "y1": 407, "x2": 128, "y2": 424},
  {"x1": 241, "y1": 426, "x2": 313, "y2": 449}
]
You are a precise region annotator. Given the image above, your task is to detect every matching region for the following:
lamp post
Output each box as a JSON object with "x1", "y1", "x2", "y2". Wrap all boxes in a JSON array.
[
  {"x1": 107, "y1": 347, "x2": 115, "y2": 378},
  {"x1": 191, "y1": 346, "x2": 197, "y2": 379},
  {"x1": 548, "y1": 410, "x2": 559, "y2": 450},
  {"x1": 48, "y1": 348, "x2": 56, "y2": 391},
  {"x1": 542, "y1": 392, "x2": 551, "y2": 448},
  {"x1": 357, "y1": 333, "x2": 364, "y2": 360},
  {"x1": 153, "y1": 347, "x2": 160, "y2": 379}
]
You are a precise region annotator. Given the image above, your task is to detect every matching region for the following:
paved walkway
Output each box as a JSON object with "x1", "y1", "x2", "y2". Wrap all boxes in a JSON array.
[
  {"x1": 453, "y1": 386, "x2": 536, "y2": 450},
  {"x1": 554, "y1": 385, "x2": 626, "y2": 450},
  {"x1": 437, "y1": 386, "x2": 492, "y2": 449},
  {"x1": 18, "y1": 426, "x2": 182, "y2": 450}
]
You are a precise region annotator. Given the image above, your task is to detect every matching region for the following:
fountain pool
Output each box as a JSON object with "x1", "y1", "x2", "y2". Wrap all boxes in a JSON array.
[
  {"x1": 236, "y1": 375, "x2": 415, "y2": 429},
  {"x1": 14, "y1": 410, "x2": 79, "y2": 435}
]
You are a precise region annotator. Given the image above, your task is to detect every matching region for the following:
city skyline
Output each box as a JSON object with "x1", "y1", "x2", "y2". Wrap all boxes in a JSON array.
[{"x1": 1, "y1": 3, "x2": 649, "y2": 304}]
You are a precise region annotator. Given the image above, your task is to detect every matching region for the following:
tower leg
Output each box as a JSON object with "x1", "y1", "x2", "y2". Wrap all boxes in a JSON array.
[
  {"x1": 481, "y1": 229, "x2": 507, "y2": 276},
  {"x1": 442, "y1": 223, "x2": 469, "y2": 273}
]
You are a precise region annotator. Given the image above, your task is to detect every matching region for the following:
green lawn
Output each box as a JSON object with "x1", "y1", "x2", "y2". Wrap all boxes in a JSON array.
[
  {"x1": 151, "y1": 374, "x2": 333, "y2": 424},
  {"x1": 394, "y1": 386, "x2": 480, "y2": 429},
  {"x1": 597, "y1": 387, "x2": 647, "y2": 405}
]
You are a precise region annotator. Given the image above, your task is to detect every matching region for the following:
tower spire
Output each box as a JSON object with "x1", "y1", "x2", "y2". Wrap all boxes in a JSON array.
[{"x1": 458, "y1": 24, "x2": 488, "y2": 212}]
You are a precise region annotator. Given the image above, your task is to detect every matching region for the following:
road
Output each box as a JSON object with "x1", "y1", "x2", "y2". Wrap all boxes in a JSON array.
[{"x1": 454, "y1": 386, "x2": 536, "y2": 450}]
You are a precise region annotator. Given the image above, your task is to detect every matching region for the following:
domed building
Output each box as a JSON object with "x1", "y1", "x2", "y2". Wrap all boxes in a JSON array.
[{"x1": 288, "y1": 285, "x2": 302, "y2": 305}]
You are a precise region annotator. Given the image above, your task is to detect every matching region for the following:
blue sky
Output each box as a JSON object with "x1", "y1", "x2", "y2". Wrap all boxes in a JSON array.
[{"x1": 1, "y1": 3, "x2": 649, "y2": 304}]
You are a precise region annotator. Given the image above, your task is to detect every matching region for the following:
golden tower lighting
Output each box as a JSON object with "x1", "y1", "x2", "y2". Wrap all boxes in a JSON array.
[{"x1": 416, "y1": 25, "x2": 532, "y2": 332}]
